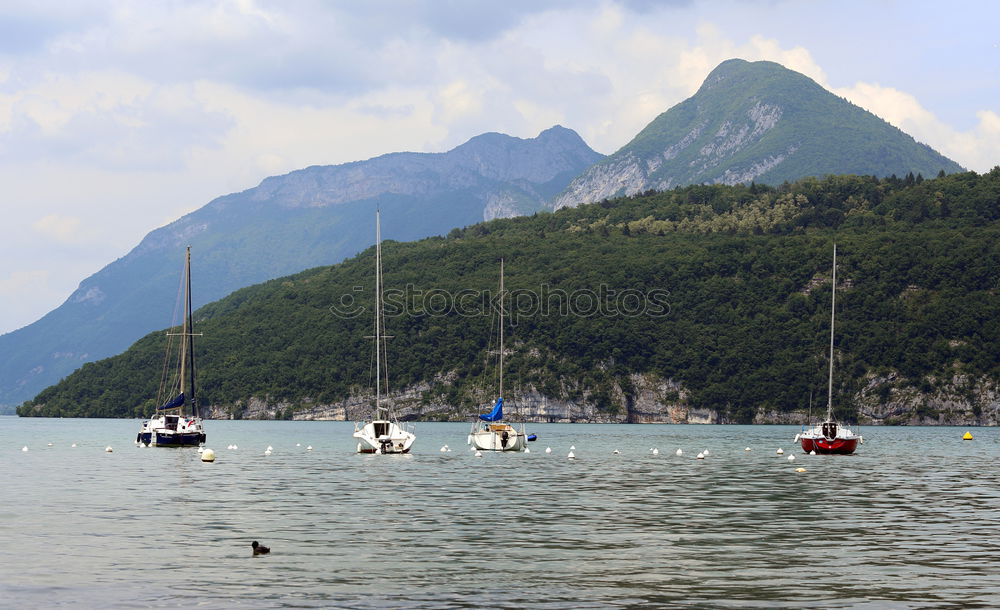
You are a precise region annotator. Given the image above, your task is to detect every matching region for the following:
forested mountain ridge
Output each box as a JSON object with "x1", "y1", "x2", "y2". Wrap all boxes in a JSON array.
[
  {"x1": 552, "y1": 59, "x2": 964, "y2": 209},
  {"x1": 3, "y1": 58, "x2": 971, "y2": 416},
  {"x1": 20, "y1": 169, "x2": 1000, "y2": 425},
  {"x1": 0, "y1": 126, "x2": 602, "y2": 411}
]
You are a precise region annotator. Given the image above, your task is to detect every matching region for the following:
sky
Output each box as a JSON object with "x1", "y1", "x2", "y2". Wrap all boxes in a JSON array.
[{"x1": 1, "y1": 0, "x2": 998, "y2": 335}]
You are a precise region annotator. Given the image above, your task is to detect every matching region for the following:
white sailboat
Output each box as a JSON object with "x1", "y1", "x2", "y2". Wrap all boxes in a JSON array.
[
  {"x1": 468, "y1": 260, "x2": 527, "y2": 452},
  {"x1": 353, "y1": 211, "x2": 416, "y2": 454},
  {"x1": 137, "y1": 246, "x2": 207, "y2": 447}
]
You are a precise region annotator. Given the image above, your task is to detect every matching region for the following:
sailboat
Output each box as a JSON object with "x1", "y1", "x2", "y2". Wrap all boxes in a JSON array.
[
  {"x1": 798, "y1": 244, "x2": 862, "y2": 454},
  {"x1": 468, "y1": 260, "x2": 527, "y2": 452},
  {"x1": 353, "y1": 211, "x2": 416, "y2": 454},
  {"x1": 137, "y1": 246, "x2": 207, "y2": 447}
]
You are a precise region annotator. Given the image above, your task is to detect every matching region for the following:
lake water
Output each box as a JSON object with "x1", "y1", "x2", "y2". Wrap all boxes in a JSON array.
[{"x1": 1, "y1": 417, "x2": 998, "y2": 608}]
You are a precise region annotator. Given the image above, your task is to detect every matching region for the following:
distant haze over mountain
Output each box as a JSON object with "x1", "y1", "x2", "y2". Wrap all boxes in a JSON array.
[
  {"x1": 552, "y1": 59, "x2": 964, "y2": 209},
  {"x1": 0, "y1": 126, "x2": 602, "y2": 409}
]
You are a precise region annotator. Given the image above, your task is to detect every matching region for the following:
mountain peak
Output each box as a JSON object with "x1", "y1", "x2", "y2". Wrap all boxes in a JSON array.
[
  {"x1": 537, "y1": 124, "x2": 580, "y2": 140},
  {"x1": 552, "y1": 59, "x2": 963, "y2": 209},
  {"x1": 457, "y1": 125, "x2": 590, "y2": 152},
  {"x1": 697, "y1": 58, "x2": 823, "y2": 99}
]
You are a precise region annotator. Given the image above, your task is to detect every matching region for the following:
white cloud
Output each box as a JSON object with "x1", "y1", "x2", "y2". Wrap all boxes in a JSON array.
[
  {"x1": 0, "y1": 269, "x2": 49, "y2": 295},
  {"x1": 1, "y1": 0, "x2": 999, "y2": 334},
  {"x1": 437, "y1": 80, "x2": 486, "y2": 122},
  {"x1": 0, "y1": 70, "x2": 231, "y2": 171},
  {"x1": 33, "y1": 214, "x2": 83, "y2": 243},
  {"x1": 832, "y1": 81, "x2": 1000, "y2": 172}
]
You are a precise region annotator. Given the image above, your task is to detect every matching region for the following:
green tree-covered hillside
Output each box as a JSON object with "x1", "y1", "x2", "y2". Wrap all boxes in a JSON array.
[{"x1": 19, "y1": 169, "x2": 1000, "y2": 423}]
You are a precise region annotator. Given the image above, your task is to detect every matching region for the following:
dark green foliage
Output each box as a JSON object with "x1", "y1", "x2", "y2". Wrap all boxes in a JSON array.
[{"x1": 19, "y1": 171, "x2": 1000, "y2": 422}]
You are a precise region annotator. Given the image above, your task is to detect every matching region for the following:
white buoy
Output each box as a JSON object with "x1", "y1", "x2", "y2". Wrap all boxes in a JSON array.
[
  {"x1": 307, "y1": 446, "x2": 313, "y2": 451},
  {"x1": 570, "y1": 445, "x2": 576, "y2": 450},
  {"x1": 21, "y1": 446, "x2": 28, "y2": 452},
  {"x1": 567, "y1": 451, "x2": 576, "y2": 459},
  {"x1": 71, "y1": 443, "x2": 77, "y2": 448},
  {"x1": 232, "y1": 445, "x2": 238, "y2": 450},
  {"x1": 296, "y1": 443, "x2": 301, "y2": 447},
  {"x1": 545, "y1": 447, "x2": 552, "y2": 454},
  {"x1": 524, "y1": 448, "x2": 530, "y2": 453},
  {"x1": 703, "y1": 449, "x2": 710, "y2": 456},
  {"x1": 105, "y1": 446, "x2": 113, "y2": 453},
  {"x1": 675, "y1": 448, "x2": 683, "y2": 456},
  {"x1": 264, "y1": 449, "x2": 272, "y2": 456},
  {"x1": 795, "y1": 467, "x2": 807, "y2": 473},
  {"x1": 612, "y1": 449, "x2": 621, "y2": 454},
  {"x1": 696, "y1": 452, "x2": 705, "y2": 459},
  {"x1": 744, "y1": 447, "x2": 751, "y2": 451},
  {"x1": 266, "y1": 445, "x2": 273, "y2": 452},
  {"x1": 47, "y1": 442, "x2": 53, "y2": 447},
  {"x1": 652, "y1": 448, "x2": 659, "y2": 455},
  {"x1": 776, "y1": 448, "x2": 784, "y2": 455},
  {"x1": 440, "y1": 446, "x2": 448, "y2": 452},
  {"x1": 475, "y1": 451, "x2": 482, "y2": 457},
  {"x1": 809, "y1": 450, "x2": 816, "y2": 455},
  {"x1": 788, "y1": 454, "x2": 795, "y2": 461},
  {"x1": 201, "y1": 448, "x2": 216, "y2": 462}
]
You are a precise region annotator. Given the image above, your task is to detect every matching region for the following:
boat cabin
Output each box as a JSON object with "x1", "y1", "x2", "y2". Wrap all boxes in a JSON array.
[{"x1": 164, "y1": 415, "x2": 179, "y2": 431}]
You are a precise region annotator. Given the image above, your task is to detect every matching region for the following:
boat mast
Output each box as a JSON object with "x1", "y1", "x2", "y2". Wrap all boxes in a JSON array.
[
  {"x1": 177, "y1": 247, "x2": 190, "y2": 412},
  {"x1": 375, "y1": 211, "x2": 383, "y2": 412},
  {"x1": 499, "y1": 258, "x2": 504, "y2": 400},
  {"x1": 186, "y1": 246, "x2": 197, "y2": 418},
  {"x1": 826, "y1": 244, "x2": 837, "y2": 422}
]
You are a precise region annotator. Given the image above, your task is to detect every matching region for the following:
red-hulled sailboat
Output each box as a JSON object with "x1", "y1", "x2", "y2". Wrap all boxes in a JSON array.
[{"x1": 797, "y1": 244, "x2": 862, "y2": 455}]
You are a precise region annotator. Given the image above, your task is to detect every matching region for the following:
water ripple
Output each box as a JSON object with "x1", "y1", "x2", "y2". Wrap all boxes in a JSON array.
[{"x1": 2, "y1": 420, "x2": 998, "y2": 608}]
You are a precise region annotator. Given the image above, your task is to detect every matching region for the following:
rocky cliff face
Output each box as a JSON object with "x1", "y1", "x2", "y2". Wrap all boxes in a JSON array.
[
  {"x1": 205, "y1": 370, "x2": 999, "y2": 426},
  {"x1": 204, "y1": 372, "x2": 713, "y2": 423},
  {"x1": 856, "y1": 373, "x2": 999, "y2": 426},
  {"x1": 249, "y1": 125, "x2": 602, "y2": 212}
]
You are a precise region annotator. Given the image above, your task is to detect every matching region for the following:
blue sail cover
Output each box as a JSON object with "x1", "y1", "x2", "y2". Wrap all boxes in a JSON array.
[
  {"x1": 158, "y1": 392, "x2": 185, "y2": 410},
  {"x1": 479, "y1": 397, "x2": 503, "y2": 422}
]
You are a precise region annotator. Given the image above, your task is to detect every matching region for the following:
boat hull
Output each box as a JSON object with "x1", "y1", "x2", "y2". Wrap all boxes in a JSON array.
[
  {"x1": 137, "y1": 431, "x2": 205, "y2": 447},
  {"x1": 137, "y1": 414, "x2": 206, "y2": 447},
  {"x1": 356, "y1": 446, "x2": 411, "y2": 454},
  {"x1": 800, "y1": 436, "x2": 859, "y2": 455},
  {"x1": 469, "y1": 424, "x2": 526, "y2": 452},
  {"x1": 353, "y1": 419, "x2": 415, "y2": 454}
]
